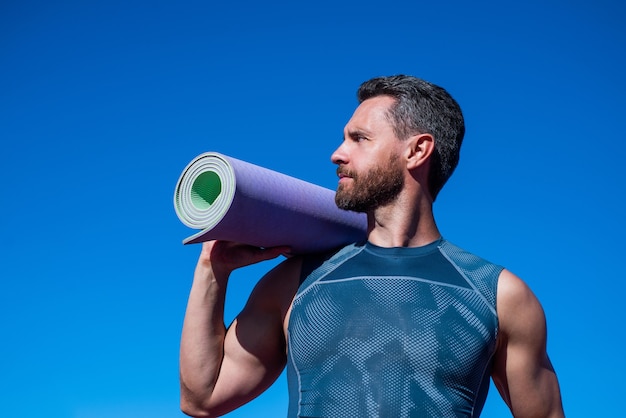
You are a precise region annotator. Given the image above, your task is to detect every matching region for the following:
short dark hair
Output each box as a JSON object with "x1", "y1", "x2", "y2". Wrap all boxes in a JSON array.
[{"x1": 357, "y1": 75, "x2": 465, "y2": 201}]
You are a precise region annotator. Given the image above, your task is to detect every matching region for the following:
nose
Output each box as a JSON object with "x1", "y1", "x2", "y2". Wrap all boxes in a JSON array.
[{"x1": 331, "y1": 140, "x2": 347, "y2": 165}]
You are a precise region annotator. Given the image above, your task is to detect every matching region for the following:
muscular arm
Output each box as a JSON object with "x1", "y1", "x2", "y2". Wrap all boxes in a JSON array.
[
  {"x1": 492, "y1": 269, "x2": 564, "y2": 418},
  {"x1": 179, "y1": 241, "x2": 299, "y2": 417}
]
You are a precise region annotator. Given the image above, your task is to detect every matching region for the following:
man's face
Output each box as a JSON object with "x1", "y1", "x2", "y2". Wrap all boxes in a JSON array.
[{"x1": 331, "y1": 96, "x2": 405, "y2": 213}]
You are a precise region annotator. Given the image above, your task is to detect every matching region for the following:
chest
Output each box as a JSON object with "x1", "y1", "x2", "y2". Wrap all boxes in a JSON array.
[{"x1": 288, "y1": 276, "x2": 498, "y2": 385}]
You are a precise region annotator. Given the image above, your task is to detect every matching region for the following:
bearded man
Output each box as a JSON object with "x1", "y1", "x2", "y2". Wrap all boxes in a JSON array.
[{"x1": 179, "y1": 75, "x2": 564, "y2": 418}]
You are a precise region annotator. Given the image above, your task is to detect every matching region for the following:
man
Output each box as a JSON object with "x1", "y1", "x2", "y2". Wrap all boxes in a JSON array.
[{"x1": 179, "y1": 75, "x2": 564, "y2": 417}]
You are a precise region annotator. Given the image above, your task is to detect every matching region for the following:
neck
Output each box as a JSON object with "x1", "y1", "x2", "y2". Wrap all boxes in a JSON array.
[{"x1": 366, "y1": 195, "x2": 440, "y2": 248}]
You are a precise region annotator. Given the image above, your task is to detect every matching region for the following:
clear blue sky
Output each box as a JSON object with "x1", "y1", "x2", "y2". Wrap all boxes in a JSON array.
[{"x1": 1, "y1": 1, "x2": 624, "y2": 417}]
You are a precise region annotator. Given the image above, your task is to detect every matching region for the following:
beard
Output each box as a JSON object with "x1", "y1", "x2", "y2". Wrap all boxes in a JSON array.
[{"x1": 335, "y1": 154, "x2": 404, "y2": 213}]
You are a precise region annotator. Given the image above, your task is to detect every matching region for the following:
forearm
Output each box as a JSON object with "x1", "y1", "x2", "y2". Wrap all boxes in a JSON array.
[{"x1": 179, "y1": 261, "x2": 229, "y2": 412}]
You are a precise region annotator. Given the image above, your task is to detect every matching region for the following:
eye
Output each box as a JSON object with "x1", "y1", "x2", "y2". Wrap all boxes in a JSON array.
[{"x1": 349, "y1": 131, "x2": 368, "y2": 142}]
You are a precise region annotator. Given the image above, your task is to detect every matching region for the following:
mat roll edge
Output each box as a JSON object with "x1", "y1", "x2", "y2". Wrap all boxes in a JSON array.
[{"x1": 173, "y1": 152, "x2": 367, "y2": 254}]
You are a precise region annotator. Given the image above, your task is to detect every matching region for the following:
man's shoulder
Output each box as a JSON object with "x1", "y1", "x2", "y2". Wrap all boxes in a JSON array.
[{"x1": 438, "y1": 238, "x2": 503, "y2": 270}]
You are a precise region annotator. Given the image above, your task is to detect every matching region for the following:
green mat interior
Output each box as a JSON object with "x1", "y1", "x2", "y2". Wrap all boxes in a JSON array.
[{"x1": 190, "y1": 171, "x2": 221, "y2": 209}]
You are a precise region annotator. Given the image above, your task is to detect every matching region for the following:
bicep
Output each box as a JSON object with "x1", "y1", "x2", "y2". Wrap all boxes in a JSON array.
[
  {"x1": 206, "y1": 258, "x2": 301, "y2": 415},
  {"x1": 492, "y1": 270, "x2": 564, "y2": 417},
  {"x1": 208, "y1": 310, "x2": 287, "y2": 413}
]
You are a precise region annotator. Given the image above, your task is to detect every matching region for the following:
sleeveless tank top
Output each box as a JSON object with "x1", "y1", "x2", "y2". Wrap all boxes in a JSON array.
[{"x1": 286, "y1": 238, "x2": 502, "y2": 417}]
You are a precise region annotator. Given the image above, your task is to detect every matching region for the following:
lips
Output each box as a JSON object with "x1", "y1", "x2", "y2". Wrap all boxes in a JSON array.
[
  {"x1": 336, "y1": 168, "x2": 356, "y2": 189},
  {"x1": 336, "y1": 166, "x2": 353, "y2": 180}
]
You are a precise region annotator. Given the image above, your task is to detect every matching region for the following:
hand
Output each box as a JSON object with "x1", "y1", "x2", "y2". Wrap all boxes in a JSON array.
[{"x1": 197, "y1": 240, "x2": 290, "y2": 278}]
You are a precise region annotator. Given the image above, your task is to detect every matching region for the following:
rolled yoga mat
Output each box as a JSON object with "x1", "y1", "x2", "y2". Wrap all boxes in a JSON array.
[{"x1": 173, "y1": 152, "x2": 368, "y2": 254}]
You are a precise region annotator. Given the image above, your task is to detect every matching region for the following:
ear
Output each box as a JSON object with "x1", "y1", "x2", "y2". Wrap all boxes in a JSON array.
[{"x1": 405, "y1": 133, "x2": 435, "y2": 170}]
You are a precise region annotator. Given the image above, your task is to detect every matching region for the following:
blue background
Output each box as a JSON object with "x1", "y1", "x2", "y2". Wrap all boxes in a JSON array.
[{"x1": 1, "y1": 1, "x2": 624, "y2": 416}]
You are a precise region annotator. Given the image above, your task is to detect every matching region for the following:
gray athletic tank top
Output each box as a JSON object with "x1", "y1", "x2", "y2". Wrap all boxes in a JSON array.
[{"x1": 286, "y1": 238, "x2": 502, "y2": 417}]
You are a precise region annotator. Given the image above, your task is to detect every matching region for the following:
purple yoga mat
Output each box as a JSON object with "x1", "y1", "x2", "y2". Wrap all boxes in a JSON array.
[{"x1": 173, "y1": 152, "x2": 367, "y2": 254}]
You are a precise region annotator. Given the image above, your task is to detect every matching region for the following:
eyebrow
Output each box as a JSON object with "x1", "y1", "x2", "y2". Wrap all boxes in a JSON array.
[{"x1": 345, "y1": 128, "x2": 372, "y2": 140}]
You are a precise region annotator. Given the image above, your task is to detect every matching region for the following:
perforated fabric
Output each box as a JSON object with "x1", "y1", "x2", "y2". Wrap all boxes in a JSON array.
[{"x1": 286, "y1": 238, "x2": 502, "y2": 417}]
